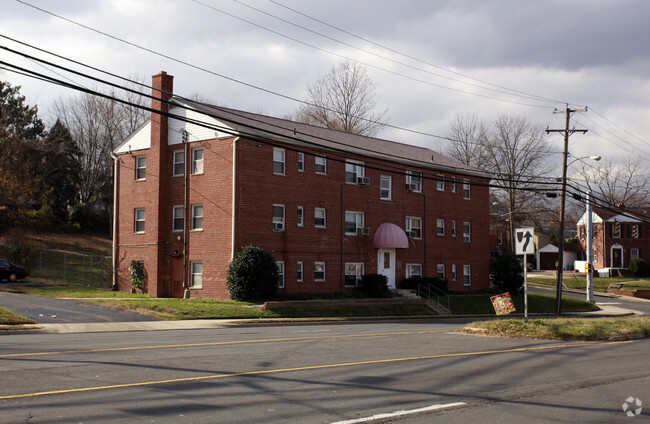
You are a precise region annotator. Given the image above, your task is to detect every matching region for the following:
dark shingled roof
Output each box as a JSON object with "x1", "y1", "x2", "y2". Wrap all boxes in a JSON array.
[{"x1": 177, "y1": 98, "x2": 486, "y2": 178}]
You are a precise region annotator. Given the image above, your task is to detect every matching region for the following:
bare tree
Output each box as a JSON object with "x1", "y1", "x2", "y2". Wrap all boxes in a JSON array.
[
  {"x1": 573, "y1": 154, "x2": 649, "y2": 207},
  {"x1": 445, "y1": 114, "x2": 553, "y2": 250},
  {"x1": 292, "y1": 61, "x2": 388, "y2": 137},
  {"x1": 51, "y1": 78, "x2": 147, "y2": 204}
]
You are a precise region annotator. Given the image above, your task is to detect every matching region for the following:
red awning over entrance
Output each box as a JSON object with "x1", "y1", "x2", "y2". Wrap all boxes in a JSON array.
[{"x1": 373, "y1": 223, "x2": 409, "y2": 249}]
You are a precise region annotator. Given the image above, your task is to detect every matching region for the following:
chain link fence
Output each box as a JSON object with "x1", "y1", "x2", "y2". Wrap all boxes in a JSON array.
[{"x1": 1, "y1": 245, "x2": 112, "y2": 289}]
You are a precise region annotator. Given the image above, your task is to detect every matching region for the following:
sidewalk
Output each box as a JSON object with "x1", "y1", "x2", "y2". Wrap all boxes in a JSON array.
[{"x1": 1, "y1": 303, "x2": 644, "y2": 335}]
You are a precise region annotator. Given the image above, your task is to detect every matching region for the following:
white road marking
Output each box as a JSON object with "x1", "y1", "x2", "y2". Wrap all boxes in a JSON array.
[
  {"x1": 596, "y1": 302, "x2": 621, "y2": 305},
  {"x1": 329, "y1": 402, "x2": 467, "y2": 423}
]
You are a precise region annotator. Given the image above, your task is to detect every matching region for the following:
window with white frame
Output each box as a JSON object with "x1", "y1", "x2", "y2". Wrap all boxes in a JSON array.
[
  {"x1": 134, "y1": 208, "x2": 145, "y2": 233},
  {"x1": 273, "y1": 205, "x2": 285, "y2": 231},
  {"x1": 173, "y1": 150, "x2": 184, "y2": 177},
  {"x1": 406, "y1": 170, "x2": 422, "y2": 192},
  {"x1": 191, "y1": 205, "x2": 203, "y2": 230},
  {"x1": 406, "y1": 263, "x2": 422, "y2": 278},
  {"x1": 437, "y1": 175, "x2": 445, "y2": 191},
  {"x1": 172, "y1": 206, "x2": 184, "y2": 232},
  {"x1": 315, "y1": 208, "x2": 326, "y2": 228},
  {"x1": 345, "y1": 161, "x2": 365, "y2": 183},
  {"x1": 297, "y1": 152, "x2": 304, "y2": 172},
  {"x1": 345, "y1": 263, "x2": 364, "y2": 287},
  {"x1": 437, "y1": 219, "x2": 445, "y2": 236},
  {"x1": 451, "y1": 220, "x2": 457, "y2": 237},
  {"x1": 463, "y1": 179, "x2": 471, "y2": 199},
  {"x1": 314, "y1": 262, "x2": 326, "y2": 281},
  {"x1": 437, "y1": 264, "x2": 445, "y2": 279},
  {"x1": 345, "y1": 211, "x2": 365, "y2": 235},
  {"x1": 276, "y1": 261, "x2": 285, "y2": 288},
  {"x1": 380, "y1": 175, "x2": 392, "y2": 200},
  {"x1": 451, "y1": 264, "x2": 457, "y2": 281},
  {"x1": 135, "y1": 156, "x2": 146, "y2": 180},
  {"x1": 406, "y1": 216, "x2": 422, "y2": 239},
  {"x1": 451, "y1": 177, "x2": 457, "y2": 193},
  {"x1": 297, "y1": 261, "x2": 303, "y2": 282},
  {"x1": 630, "y1": 248, "x2": 639, "y2": 259},
  {"x1": 463, "y1": 221, "x2": 471, "y2": 242},
  {"x1": 463, "y1": 265, "x2": 471, "y2": 286},
  {"x1": 297, "y1": 206, "x2": 304, "y2": 227},
  {"x1": 192, "y1": 148, "x2": 204, "y2": 174},
  {"x1": 190, "y1": 261, "x2": 202, "y2": 288},
  {"x1": 273, "y1": 148, "x2": 285, "y2": 175},
  {"x1": 315, "y1": 156, "x2": 327, "y2": 174}
]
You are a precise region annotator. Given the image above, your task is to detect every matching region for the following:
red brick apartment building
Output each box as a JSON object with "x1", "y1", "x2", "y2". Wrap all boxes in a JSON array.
[
  {"x1": 577, "y1": 206, "x2": 649, "y2": 273},
  {"x1": 112, "y1": 72, "x2": 491, "y2": 298}
]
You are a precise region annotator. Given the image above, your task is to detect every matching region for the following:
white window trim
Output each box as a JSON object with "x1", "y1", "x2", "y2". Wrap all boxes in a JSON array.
[
  {"x1": 406, "y1": 216, "x2": 422, "y2": 239},
  {"x1": 276, "y1": 261, "x2": 285, "y2": 288},
  {"x1": 314, "y1": 261, "x2": 326, "y2": 281},
  {"x1": 451, "y1": 220, "x2": 457, "y2": 237},
  {"x1": 315, "y1": 156, "x2": 327, "y2": 175},
  {"x1": 451, "y1": 177, "x2": 457, "y2": 193},
  {"x1": 190, "y1": 261, "x2": 203, "y2": 289},
  {"x1": 345, "y1": 160, "x2": 365, "y2": 184},
  {"x1": 630, "y1": 248, "x2": 639, "y2": 259},
  {"x1": 172, "y1": 205, "x2": 184, "y2": 232},
  {"x1": 273, "y1": 147, "x2": 285, "y2": 176},
  {"x1": 463, "y1": 265, "x2": 471, "y2": 286},
  {"x1": 437, "y1": 219, "x2": 445, "y2": 236},
  {"x1": 135, "y1": 156, "x2": 146, "y2": 181},
  {"x1": 437, "y1": 174, "x2": 445, "y2": 191},
  {"x1": 451, "y1": 264, "x2": 457, "y2": 281},
  {"x1": 297, "y1": 206, "x2": 304, "y2": 227},
  {"x1": 297, "y1": 152, "x2": 304, "y2": 172},
  {"x1": 380, "y1": 175, "x2": 392, "y2": 200},
  {"x1": 344, "y1": 262, "x2": 364, "y2": 287},
  {"x1": 191, "y1": 204, "x2": 204, "y2": 231},
  {"x1": 173, "y1": 150, "x2": 184, "y2": 177},
  {"x1": 273, "y1": 204, "x2": 285, "y2": 231},
  {"x1": 406, "y1": 170, "x2": 422, "y2": 192},
  {"x1": 463, "y1": 179, "x2": 471, "y2": 199},
  {"x1": 192, "y1": 148, "x2": 204, "y2": 175},
  {"x1": 463, "y1": 221, "x2": 471, "y2": 243},
  {"x1": 437, "y1": 264, "x2": 445, "y2": 279},
  {"x1": 315, "y1": 208, "x2": 326, "y2": 228},
  {"x1": 297, "y1": 261, "x2": 303, "y2": 282},
  {"x1": 406, "y1": 263, "x2": 422, "y2": 278},
  {"x1": 345, "y1": 211, "x2": 365, "y2": 235},
  {"x1": 134, "y1": 208, "x2": 145, "y2": 233}
]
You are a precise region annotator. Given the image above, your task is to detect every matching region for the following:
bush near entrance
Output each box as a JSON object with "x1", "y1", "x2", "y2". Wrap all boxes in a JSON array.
[{"x1": 490, "y1": 253, "x2": 524, "y2": 293}]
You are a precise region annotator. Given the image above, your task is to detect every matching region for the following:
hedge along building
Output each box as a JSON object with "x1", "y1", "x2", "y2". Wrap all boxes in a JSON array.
[{"x1": 112, "y1": 72, "x2": 491, "y2": 298}]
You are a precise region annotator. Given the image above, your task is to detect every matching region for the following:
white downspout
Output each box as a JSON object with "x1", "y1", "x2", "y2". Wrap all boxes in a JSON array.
[
  {"x1": 110, "y1": 151, "x2": 119, "y2": 291},
  {"x1": 231, "y1": 137, "x2": 240, "y2": 259}
]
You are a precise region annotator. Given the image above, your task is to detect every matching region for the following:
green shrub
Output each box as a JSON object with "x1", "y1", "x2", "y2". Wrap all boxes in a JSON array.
[
  {"x1": 629, "y1": 258, "x2": 650, "y2": 277},
  {"x1": 489, "y1": 253, "x2": 524, "y2": 293},
  {"x1": 400, "y1": 276, "x2": 448, "y2": 293},
  {"x1": 227, "y1": 245, "x2": 279, "y2": 301},
  {"x1": 130, "y1": 260, "x2": 145, "y2": 289},
  {"x1": 359, "y1": 273, "x2": 391, "y2": 298}
]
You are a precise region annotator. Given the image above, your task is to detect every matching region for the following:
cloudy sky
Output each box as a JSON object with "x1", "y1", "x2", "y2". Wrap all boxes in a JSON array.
[{"x1": 3, "y1": 0, "x2": 650, "y2": 173}]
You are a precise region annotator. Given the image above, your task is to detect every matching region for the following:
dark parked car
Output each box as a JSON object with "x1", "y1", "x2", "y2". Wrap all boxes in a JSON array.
[{"x1": 0, "y1": 259, "x2": 29, "y2": 282}]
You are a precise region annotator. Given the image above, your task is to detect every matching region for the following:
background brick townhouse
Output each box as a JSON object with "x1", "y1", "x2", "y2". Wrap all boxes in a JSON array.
[
  {"x1": 112, "y1": 72, "x2": 491, "y2": 298},
  {"x1": 577, "y1": 205, "x2": 649, "y2": 275}
]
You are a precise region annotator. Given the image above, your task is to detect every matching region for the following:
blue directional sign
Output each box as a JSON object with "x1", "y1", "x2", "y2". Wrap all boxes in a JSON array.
[{"x1": 515, "y1": 227, "x2": 535, "y2": 255}]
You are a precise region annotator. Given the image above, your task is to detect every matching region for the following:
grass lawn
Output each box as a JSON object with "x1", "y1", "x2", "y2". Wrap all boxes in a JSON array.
[
  {"x1": 464, "y1": 316, "x2": 650, "y2": 341},
  {"x1": 528, "y1": 276, "x2": 650, "y2": 293},
  {"x1": 449, "y1": 293, "x2": 599, "y2": 315},
  {"x1": 0, "y1": 307, "x2": 36, "y2": 325}
]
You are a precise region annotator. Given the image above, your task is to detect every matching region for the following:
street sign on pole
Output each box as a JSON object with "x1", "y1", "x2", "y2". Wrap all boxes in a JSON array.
[
  {"x1": 515, "y1": 227, "x2": 535, "y2": 255},
  {"x1": 515, "y1": 227, "x2": 535, "y2": 321}
]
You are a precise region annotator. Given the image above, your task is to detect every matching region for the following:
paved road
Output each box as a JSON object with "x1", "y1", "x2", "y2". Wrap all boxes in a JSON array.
[
  {"x1": 0, "y1": 290, "x2": 158, "y2": 323},
  {"x1": 528, "y1": 284, "x2": 650, "y2": 315},
  {"x1": 1, "y1": 321, "x2": 647, "y2": 423}
]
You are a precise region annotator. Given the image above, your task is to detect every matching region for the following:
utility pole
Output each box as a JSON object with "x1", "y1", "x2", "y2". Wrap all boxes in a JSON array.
[
  {"x1": 546, "y1": 104, "x2": 587, "y2": 315},
  {"x1": 586, "y1": 190, "x2": 595, "y2": 302}
]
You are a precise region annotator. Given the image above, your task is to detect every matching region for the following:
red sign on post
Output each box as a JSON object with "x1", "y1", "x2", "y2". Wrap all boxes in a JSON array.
[{"x1": 491, "y1": 292, "x2": 516, "y2": 316}]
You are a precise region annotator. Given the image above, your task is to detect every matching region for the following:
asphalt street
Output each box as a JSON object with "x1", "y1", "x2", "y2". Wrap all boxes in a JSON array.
[
  {"x1": 0, "y1": 290, "x2": 158, "y2": 323},
  {"x1": 1, "y1": 321, "x2": 648, "y2": 423}
]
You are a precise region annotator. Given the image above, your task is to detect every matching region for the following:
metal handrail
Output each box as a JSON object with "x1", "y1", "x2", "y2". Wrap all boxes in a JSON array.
[{"x1": 417, "y1": 282, "x2": 450, "y2": 313}]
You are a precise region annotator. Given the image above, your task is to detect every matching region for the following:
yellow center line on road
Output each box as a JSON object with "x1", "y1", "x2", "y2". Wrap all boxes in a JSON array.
[
  {"x1": 0, "y1": 340, "x2": 634, "y2": 400},
  {"x1": 0, "y1": 330, "x2": 450, "y2": 358}
]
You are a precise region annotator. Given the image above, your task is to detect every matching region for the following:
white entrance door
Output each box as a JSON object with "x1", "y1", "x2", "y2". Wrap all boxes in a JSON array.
[{"x1": 377, "y1": 248, "x2": 396, "y2": 288}]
